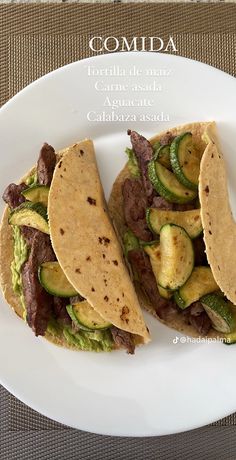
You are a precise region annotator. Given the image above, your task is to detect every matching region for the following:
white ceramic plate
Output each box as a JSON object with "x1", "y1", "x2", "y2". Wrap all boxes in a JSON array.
[{"x1": 1, "y1": 52, "x2": 236, "y2": 437}]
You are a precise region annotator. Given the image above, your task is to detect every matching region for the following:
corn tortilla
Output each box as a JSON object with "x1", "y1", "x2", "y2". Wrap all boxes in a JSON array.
[
  {"x1": 108, "y1": 122, "x2": 225, "y2": 338},
  {"x1": 199, "y1": 123, "x2": 236, "y2": 305},
  {"x1": 48, "y1": 140, "x2": 150, "y2": 344}
]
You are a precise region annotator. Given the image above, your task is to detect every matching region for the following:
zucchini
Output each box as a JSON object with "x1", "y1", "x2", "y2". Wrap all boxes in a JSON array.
[
  {"x1": 146, "y1": 208, "x2": 202, "y2": 239},
  {"x1": 155, "y1": 145, "x2": 171, "y2": 169},
  {"x1": 66, "y1": 301, "x2": 111, "y2": 331},
  {"x1": 9, "y1": 202, "x2": 49, "y2": 234},
  {"x1": 201, "y1": 294, "x2": 235, "y2": 333},
  {"x1": 153, "y1": 141, "x2": 161, "y2": 153},
  {"x1": 148, "y1": 161, "x2": 197, "y2": 204},
  {"x1": 174, "y1": 267, "x2": 218, "y2": 309},
  {"x1": 22, "y1": 185, "x2": 49, "y2": 207},
  {"x1": 158, "y1": 224, "x2": 194, "y2": 290},
  {"x1": 224, "y1": 330, "x2": 236, "y2": 345},
  {"x1": 39, "y1": 261, "x2": 77, "y2": 297},
  {"x1": 170, "y1": 132, "x2": 200, "y2": 191},
  {"x1": 143, "y1": 243, "x2": 172, "y2": 299}
]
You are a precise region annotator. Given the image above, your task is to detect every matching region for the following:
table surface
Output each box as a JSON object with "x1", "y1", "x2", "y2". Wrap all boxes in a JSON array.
[{"x1": 1, "y1": 3, "x2": 236, "y2": 459}]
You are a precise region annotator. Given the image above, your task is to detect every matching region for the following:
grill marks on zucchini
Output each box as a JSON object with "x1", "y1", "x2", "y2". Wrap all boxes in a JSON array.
[
  {"x1": 146, "y1": 208, "x2": 202, "y2": 239},
  {"x1": 157, "y1": 224, "x2": 194, "y2": 290},
  {"x1": 174, "y1": 267, "x2": 219, "y2": 309},
  {"x1": 143, "y1": 242, "x2": 172, "y2": 299}
]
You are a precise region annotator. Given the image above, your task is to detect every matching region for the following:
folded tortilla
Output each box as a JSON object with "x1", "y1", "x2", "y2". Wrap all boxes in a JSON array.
[
  {"x1": 48, "y1": 140, "x2": 150, "y2": 344},
  {"x1": 0, "y1": 140, "x2": 150, "y2": 351},
  {"x1": 108, "y1": 122, "x2": 225, "y2": 338}
]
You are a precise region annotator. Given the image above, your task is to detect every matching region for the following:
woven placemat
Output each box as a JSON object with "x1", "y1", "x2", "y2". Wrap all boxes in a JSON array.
[{"x1": 1, "y1": 4, "x2": 236, "y2": 459}]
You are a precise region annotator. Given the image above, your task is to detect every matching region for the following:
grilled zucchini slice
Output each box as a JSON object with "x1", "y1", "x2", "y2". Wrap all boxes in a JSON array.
[
  {"x1": 157, "y1": 224, "x2": 194, "y2": 290},
  {"x1": 39, "y1": 261, "x2": 78, "y2": 297},
  {"x1": 201, "y1": 294, "x2": 235, "y2": 333},
  {"x1": 170, "y1": 132, "x2": 200, "y2": 191},
  {"x1": 22, "y1": 185, "x2": 49, "y2": 207},
  {"x1": 143, "y1": 242, "x2": 172, "y2": 299},
  {"x1": 148, "y1": 161, "x2": 197, "y2": 204},
  {"x1": 146, "y1": 208, "x2": 202, "y2": 239},
  {"x1": 67, "y1": 301, "x2": 111, "y2": 331},
  {"x1": 9, "y1": 202, "x2": 49, "y2": 234},
  {"x1": 174, "y1": 267, "x2": 218, "y2": 309}
]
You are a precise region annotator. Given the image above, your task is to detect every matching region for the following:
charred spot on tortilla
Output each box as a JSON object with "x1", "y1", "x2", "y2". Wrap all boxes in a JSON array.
[
  {"x1": 209, "y1": 230, "x2": 212, "y2": 235},
  {"x1": 102, "y1": 254, "x2": 106, "y2": 259},
  {"x1": 63, "y1": 168, "x2": 66, "y2": 172},
  {"x1": 98, "y1": 236, "x2": 110, "y2": 246},
  {"x1": 60, "y1": 175, "x2": 63, "y2": 179},
  {"x1": 211, "y1": 153, "x2": 214, "y2": 158},
  {"x1": 117, "y1": 298, "x2": 120, "y2": 302},
  {"x1": 79, "y1": 149, "x2": 84, "y2": 156},
  {"x1": 87, "y1": 197, "x2": 96, "y2": 206},
  {"x1": 104, "y1": 296, "x2": 109, "y2": 302},
  {"x1": 75, "y1": 268, "x2": 81, "y2": 274},
  {"x1": 218, "y1": 266, "x2": 221, "y2": 271},
  {"x1": 120, "y1": 306, "x2": 130, "y2": 322},
  {"x1": 58, "y1": 161, "x2": 62, "y2": 169},
  {"x1": 86, "y1": 256, "x2": 91, "y2": 261},
  {"x1": 112, "y1": 260, "x2": 118, "y2": 266},
  {"x1": 204, "y1": 185, "x2": 209, "y2": 195},
  {"x1": 91, "y1": 287, "x2": 95, "y2": 292},
  {"x1": 60, "y1": 228, "x2": 65, "y2": 235}
]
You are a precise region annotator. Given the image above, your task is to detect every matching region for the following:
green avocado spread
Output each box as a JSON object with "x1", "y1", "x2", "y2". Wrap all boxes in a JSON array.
[
  {"x1": 11, "y1": 225, "x2": 28, "y2": 314},
  {"x1": 125, "y1": 148, "x2": 140, "y2": 177},
  {"x1": 48, "y1": 319, "x2": 113, "y2": 352},
  {"x1": 11, "y1": 218, "x2": 113, "y2": 352}
]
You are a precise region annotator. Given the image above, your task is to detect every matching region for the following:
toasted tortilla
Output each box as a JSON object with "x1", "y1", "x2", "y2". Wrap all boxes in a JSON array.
[
  {"x1": 108, "y1": 122, "x2": 224, "y2": 338},
  {"x1": 0, "y1": 143, "x2": 149, "y2": 351},
  {"x1": 199, "y1": 123, "x2": 236, "y2": 305},
  {"x1": 48, "y1": 140, "x2": 150, "y2": 344}
]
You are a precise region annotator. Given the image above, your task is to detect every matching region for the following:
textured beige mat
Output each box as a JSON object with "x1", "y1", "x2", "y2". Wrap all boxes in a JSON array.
[{"x1": 1, "y1": 3, "x2": 236, "y2": 458}]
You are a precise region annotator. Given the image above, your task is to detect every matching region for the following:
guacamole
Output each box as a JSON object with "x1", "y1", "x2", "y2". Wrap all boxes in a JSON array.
[
  {"x1": 11, "y1": 225, "x2": 28, "y2": 315},
  {"x1": 125, "y1": 148, "x2": 140, "y2": 177},
  {"x1": 11, "y1": 225, "x2": 113, "y2": 352}
]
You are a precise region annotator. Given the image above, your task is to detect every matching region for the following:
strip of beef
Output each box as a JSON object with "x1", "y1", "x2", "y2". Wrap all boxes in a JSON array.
[
  {"x1": 53, "y1": 297, "x2": 71, "y2": 326},
  {"x1": 128, "y1": 249, "x2": 176, "y2": 319},
  {"x1": 159, "y1": 131, "x2": 176, "y2": 146},
  {"x1": 111, "y1": 326, "x2": 135, "y2": 354},
  {"x1": 189, "y1": 301, "x2": 204, "y2": 316},
  {"x1": 37, "y1": 143, "x2": 56, "y2": 186},
  {"x1": 193, "y1": 236, "x2": 208, "y2": 266},
  {"x1": 152, "y1": 196, "x2": 196, "y2": 211},
  {"x1": 152, "y1": 196, "x2": 175, "y2": 211},
  {"x1": 22, "y1": 232, "x2": 56, "y2": 336},
  {"x1": 2, "y1": 183, "x2": 27, "y2": 209},
  {"x1": 123, "y1": 178, "x2": 152, "y2": 241},
  {"x1": 20, "y1": 226, "x2": 41, "y2": 247},
  {"x1": 128, "y1": 130, "x2": 154, "y2": 202},
  {"x1": 183, "y1": 302, "x2": 211, "y2": 335},
  {"x1": 189, "y1": 312, "x2": 211, "y2": 335}
]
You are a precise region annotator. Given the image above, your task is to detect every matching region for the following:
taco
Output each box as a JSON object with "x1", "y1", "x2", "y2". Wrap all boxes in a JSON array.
[
  {"x1": 108, "y1": 122, "x2": 236, "y2": 343},
  {"x1": 0, "y1": 140, "x2": 150, "y2": 354}
]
